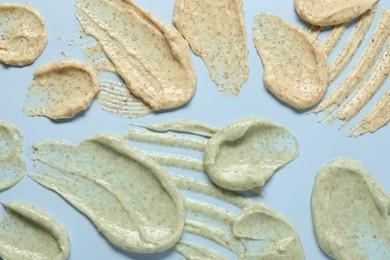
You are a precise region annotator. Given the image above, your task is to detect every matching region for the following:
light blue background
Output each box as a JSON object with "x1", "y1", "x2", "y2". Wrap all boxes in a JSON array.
[{"x1": 0, "y1": 0, "x2": 389, "y2": 259}]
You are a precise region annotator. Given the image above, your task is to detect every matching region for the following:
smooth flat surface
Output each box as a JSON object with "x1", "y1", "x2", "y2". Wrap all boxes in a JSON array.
[{"x1": 0, "y1": 1, "x2": 389, "y2": 259}]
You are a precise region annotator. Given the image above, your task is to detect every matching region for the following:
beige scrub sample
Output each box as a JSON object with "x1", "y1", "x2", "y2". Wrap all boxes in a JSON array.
[
  {"x1": 0, "y1": 4, "x2": 47, "y2": 66},
  {"x1": 30, "y1": 134, "x2": 185, "y2": 253},
  {"x1": 173, "y1": 0, "x2": 248, "y2": 95},
  {"x1": 295, "y1": 0, "x2": 377, "y2": 26},
  {"x1": 0, "y1": 121, "x2": 25, "y2": 191},
  {"x1": 253, "y1": 13, "x2": 329, "y2": 110},
  {"x1": 24, "y1": 60, "x2": 99, "y2": 120},
  {"x1": 0, "y1": 202, "x2": 70, "y2": 260},
  {"x1": 76, "y1": 0, "x2": 196, "y2": 111},
  {"x1": 312, "y1": 158, "x2": 390, "y2": 259}
]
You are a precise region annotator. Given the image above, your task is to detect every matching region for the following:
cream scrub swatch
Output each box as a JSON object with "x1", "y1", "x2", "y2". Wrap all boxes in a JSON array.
[
  {"x1": 253, "y1": 13, "x2": 329, "y2": 110},
  {"x1": 76, "y1": 0, "x2": 196, "y2": 111},
  {"x1": 0, "y1": 202, "x2": 70, "y2": 260},
  {"x1": 0, "y1": 4, "x2": 47, "y2": 66},
  {"x1": 0, "y1": 121, "x2": 25, "y2": 191},
  {"x1": 312, "y1": 158, "x2": 390, "y2": 259},
  {"x1": 295, "y1": 0, "x2": 377, "y2": 26},
  {"x1": 24, "y1": 60, "x2": 99, "y2": 120},
  {"x1": 127, "y1": 117, "x2": 299, "y2": 192},
  {"x1": 30, "y1": 134, "x2": 185, "y2": 253},
  {"x1": 173, "y1": 0, "x2": 248, "y2": 95}
]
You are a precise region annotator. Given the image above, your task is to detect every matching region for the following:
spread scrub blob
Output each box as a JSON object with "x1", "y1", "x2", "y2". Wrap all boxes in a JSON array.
[
  {"x1": 23, "y1": 60, "x2": 99, "y2": 120},
  {"x1": 127, "y1": 117, "x2": 299, "y2": 192},
  {"x1": 233, "y1": 204, "x2": 304, "y2": 259},
  {"x1": 76, "y1": 0, "x2": 196, "y2": 111},
  {"x1": 30, "y1": 134, "x2": 185, "y2": 253},
  {"x1": 312, "y1": 158, "x2": 390, "y2": 259},
  {"x1": 0, "y1": 202, "x2": 70, "y2": 260},
  {"x1": 173, "y1": 0, "x2": 248, "y2": 95},
  {"x1": 0, "y1": 4, "x2": 47, "y2": 66},
  {"x1": 295, "y1": 0, "x2": 378, "y2": 26},
  {"x1": 253, "y1": 13, "x2": 329, "y2": 110},
  {"x1": 0, "y1": 121, "x2": 25, "y2": 191},
  {"x1": 204, "y1": 118, "x2": 299, "y2": 191}
]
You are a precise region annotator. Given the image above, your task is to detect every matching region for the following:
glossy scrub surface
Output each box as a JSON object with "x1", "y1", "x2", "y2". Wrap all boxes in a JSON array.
[
  {"x1": 23, "y1": 60, "x2": 99, "y2": 120},
  {"x1": 0, "y1": 202, "x2": 70, "y2": 260},
  {"x1": 76, "y1": 0, "x2": 196, "y2": 110},
  {"x1": 312, "y1": 158, "x2": 390, "y2": 259},
  {"x1": 0, "y1": 4, "x2": 47, "y2": 66},
  {"x1": 30, "y1": 134, "x2": 185, "y2": 253}
]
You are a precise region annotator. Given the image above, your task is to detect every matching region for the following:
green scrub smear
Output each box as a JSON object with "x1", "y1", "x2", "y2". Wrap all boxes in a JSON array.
[
  {"x1": 0, "y1": 202, "x2": 70, "y2": 260},
  {"x1": 30, "y1": 134, "x2": 185, "y2": 253},
  {"x1": 312, "y1": 158, "x2": 390, "y2": 259},
  {"x1": 0, "y1": 121, "x2": 25, "y2": 191}
]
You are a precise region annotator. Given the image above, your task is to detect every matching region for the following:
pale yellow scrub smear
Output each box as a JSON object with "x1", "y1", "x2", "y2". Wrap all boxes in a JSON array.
[
  {"x1": 295, "y1": 0, "x2": 377, "y2": 26},
  {"x1": 253, "y1": 13, "x2": 329, "y2": 110},
  {"x1": 174, "y1": 0, "x2": 248, "y2": 95},
  {"x1": 24, "y1": 60, "x2": 99, "y2": 120},
  {"x1": 76, "y1": 0, "x2": 196, "y2": 111},
  {"x1": 0, "y1": 4, "x2": 47, "y2": 66}
]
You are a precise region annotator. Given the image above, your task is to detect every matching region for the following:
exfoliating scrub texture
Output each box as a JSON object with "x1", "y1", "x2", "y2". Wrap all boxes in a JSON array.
[
  {"x1": 0, "y1": 3, "x2": 47, "y2": 66},
  {"x1": 30, "y1": 134, "x2": 185, "y2": 253},
  {"x1": 0, "y1": 202, "x2": 70, "y2": 260},
  {"x1": 312, "y1": 158, "x2": 390, "y2": 259},
  {"x1": 174, "y1": 0, "x2": 248, "y2": 95},
  {"x1": 0, "y1": 121, "x2": 25, "y2": 191},
  {"x1": 76, "y1": 0, "x2": 196, "y2": 111},
  {"x1": 253, "y1": 13, "x2": 329, "y2": 110},
  {"x1": 23, "y1": 60, "x2": 100, "y2": 120}
]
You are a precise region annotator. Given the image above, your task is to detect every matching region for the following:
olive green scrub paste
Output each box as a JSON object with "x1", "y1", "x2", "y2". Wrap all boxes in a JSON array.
[
  {"x1": 75, "y1": 0, "x2": 196, "y2": 111},
  {"x1": 295, "y1": 0, "x2": 377, "y2": 26},
  {"x1": 127, "y1": 117, "x2": 299, "y2": 192},
  {"x1": 30, "y1": 134, "x2": 185, "y2": 253},
  {"x1": 0, "y1": 4, "x2": 47, "y2": 66},
  {"x1": 312, "y1": 158, "x2": 390, "y2": 259},
  {"x1": 124, "y1": 117, "x2": 303, "y2": 258},
  {"x1": 0, "y1": 202, "x2": 70, "y2": 260},
  {"x1": 253, "y1": 13, "x2": 329, "y2": 110},
  {"x1": 23, "y1": 60, "x2": 99, "y2": 120},
  {"x1": 173, "y1": 0, "x2": 248, "y2": 95},
  {"x1": 0, "y1": 121, "x2": 25, "y2": 191}
]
